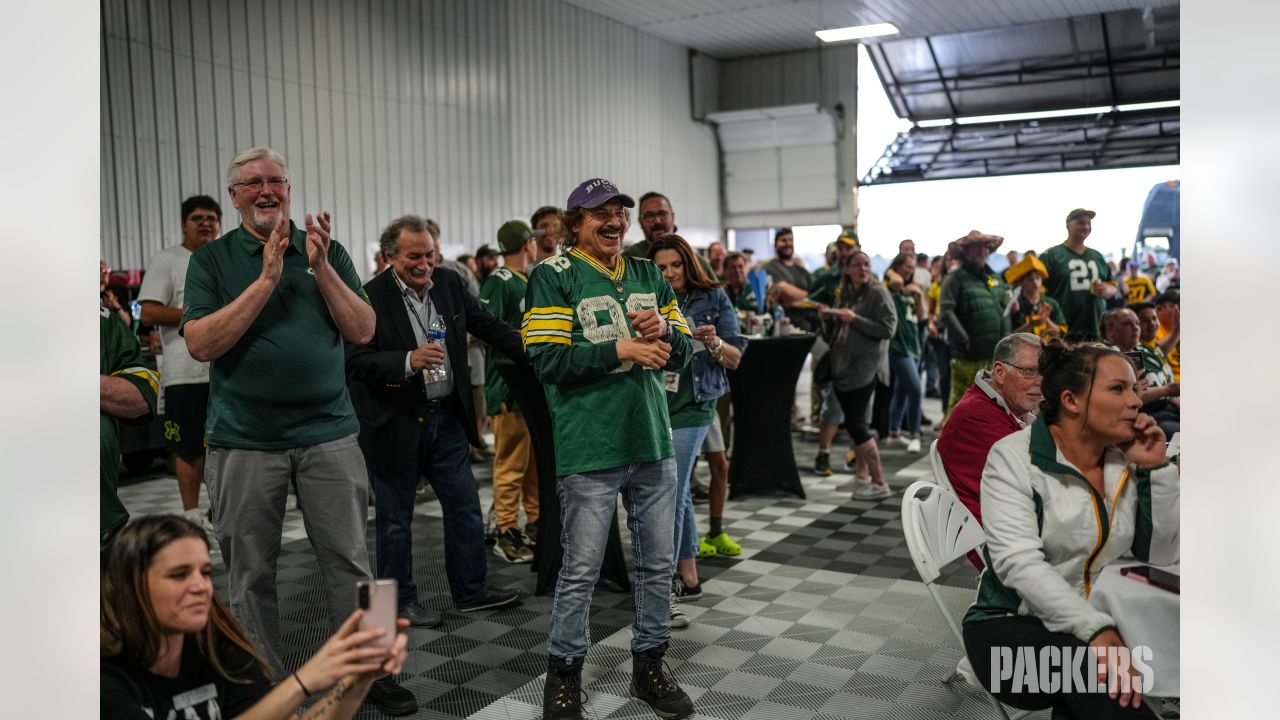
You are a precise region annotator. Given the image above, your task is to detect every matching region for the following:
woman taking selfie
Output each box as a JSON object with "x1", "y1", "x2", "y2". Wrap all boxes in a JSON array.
[
  {"x1": 648, "y1": 235, "x2": 746, "y2": 614},
  {"x1": 102, "y1": 515, "x2": 410, "y2": 719},
  {"x1": 962, "y1": 341, "x2": 1178, "y2": 718},
  {"x1": 819, "y1": 251, "x2": 897, "y2": 499}
]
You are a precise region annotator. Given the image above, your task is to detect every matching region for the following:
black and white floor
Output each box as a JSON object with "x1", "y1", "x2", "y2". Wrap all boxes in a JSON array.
[{"x1": 117, "y1": 391, "x2": 1174, "y2": 719}]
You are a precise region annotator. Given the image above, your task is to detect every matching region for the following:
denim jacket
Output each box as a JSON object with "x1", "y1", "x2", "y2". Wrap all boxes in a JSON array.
[{"x1": 680, "y1": 287, "x2": 749, "y2": 402}]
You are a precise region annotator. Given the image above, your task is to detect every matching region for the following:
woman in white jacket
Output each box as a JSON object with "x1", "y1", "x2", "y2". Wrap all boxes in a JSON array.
[{"x1": 962, "y1": 340, "x2": 1178, "y2": 719}]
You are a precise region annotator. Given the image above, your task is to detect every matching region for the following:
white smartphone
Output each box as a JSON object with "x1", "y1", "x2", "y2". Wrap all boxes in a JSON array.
[{"x1": 356, "y1": 579, "x2": 398, "y2": 650}]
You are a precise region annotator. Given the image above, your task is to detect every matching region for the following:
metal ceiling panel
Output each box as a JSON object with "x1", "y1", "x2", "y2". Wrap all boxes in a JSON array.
[
  {"x1": 861, "y1": 107, "x2": 1179, "y2": 184},
  {"x1": 560, "y1": 0, "x2": 1178, "y2": 60},
  {"x1": 869, "y1": 7, "x2": 1179, "y2": 121}
]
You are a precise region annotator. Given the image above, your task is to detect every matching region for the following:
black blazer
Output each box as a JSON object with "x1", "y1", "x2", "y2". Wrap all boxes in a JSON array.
[{"x1": 345, "y1": 266, "x2": 527, "y2": 477}]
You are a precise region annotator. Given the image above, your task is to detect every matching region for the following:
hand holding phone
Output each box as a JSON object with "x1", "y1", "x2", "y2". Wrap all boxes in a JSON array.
[{"x1": 357, "y1": 579, "x2": 398, "y2": 650}]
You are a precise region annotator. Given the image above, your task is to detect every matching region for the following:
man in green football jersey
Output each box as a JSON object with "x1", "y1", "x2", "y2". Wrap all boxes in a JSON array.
[
  {"x1": 100, "y1": 306, "x2": 160, "y2": 547},
  {"x1": 1040, "y1": 208, "x2": 1119, "y2": 341},
  {"x1": 480, "y1": 220, "x2": 542, "y2": 563},
  {"x1": 528, "y1": 178, "x2": 695, "y2": 720}
]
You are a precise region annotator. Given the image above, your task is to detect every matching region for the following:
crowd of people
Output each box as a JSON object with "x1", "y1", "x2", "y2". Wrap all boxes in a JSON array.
[{"x1": 99, "y1": 145, "x2": 1180, "y2": 719}]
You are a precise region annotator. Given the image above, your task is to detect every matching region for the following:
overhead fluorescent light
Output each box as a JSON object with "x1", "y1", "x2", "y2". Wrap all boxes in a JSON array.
[
  {"x1": 816, "y1": 23, "x2": 899, "y2": 43},
  {"x1": 916, "y1": 119, "x2": 953, "y2": 128},
  {"x1": 954, "y1": 106, "x2": 1113, "y2": 125},
  {"x1": 1116, "y1": 100, "x2": 1180, "y2": 112}
]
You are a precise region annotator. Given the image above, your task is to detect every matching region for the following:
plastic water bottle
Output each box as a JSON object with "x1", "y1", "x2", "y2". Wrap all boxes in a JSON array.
[
  {"x1": 130, "y1": 299, "x2": 142, "y2": 323},
  {"x1": 772, "y1": 305, "x2": 784, "y2": 337},
  {"x1": 425, "y1": 315, "x2": 448, "y2": 383}
]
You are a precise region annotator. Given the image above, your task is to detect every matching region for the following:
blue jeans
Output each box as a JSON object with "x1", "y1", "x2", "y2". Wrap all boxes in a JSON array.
[
  {"x1": 369, "y1": 410, "x2": 488, "y2": 606},
  {"x1": 672, "y1": 425, "x2": 710, "y2": 562},
  {"x1": 888, "y1": 352, "x2": 922, "y2": 436},
  {"x1": 547, "y1": 458, "x2": 677, "y2": 661}
]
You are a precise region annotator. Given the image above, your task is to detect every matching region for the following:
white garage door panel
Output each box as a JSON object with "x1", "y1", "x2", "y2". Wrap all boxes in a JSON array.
[
  {"x1": 781, "y1": 176, "x2": 837, "y2": 210},
  {"x1": 724, "y1": 149, "x2": 778, "y2": 180},
  {"x1": 773, "y1": 114, "x2": 838, "y2": 147},
  {"x1": 726, "y1": 178, "x2": 782, "y2": 213},
  {"x1": 780, "y1": 144, "x2": 837, "y2": 177}
]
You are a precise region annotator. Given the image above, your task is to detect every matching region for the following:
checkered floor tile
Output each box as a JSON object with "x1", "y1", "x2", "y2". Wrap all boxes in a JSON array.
[{"x1": 115, "y1": 394, "x2": 1057, "y2": 720}]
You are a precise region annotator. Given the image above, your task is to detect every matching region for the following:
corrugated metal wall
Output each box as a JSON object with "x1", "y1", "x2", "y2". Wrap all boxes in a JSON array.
[{"x1": 101, "y1": 0, "x2": 720, "y2": 274}]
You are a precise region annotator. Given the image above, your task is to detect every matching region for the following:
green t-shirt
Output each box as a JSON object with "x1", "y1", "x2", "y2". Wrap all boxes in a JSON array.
[
  {"x1": 180, "y1": 224, "x2": 369, "y2": 450},
  {"x1": 889, "y1": 290, "x2": 921, "y2": 358},
  {"x1": 479, "y1": 266, "x2": 528, "y2": 415},
  {"x1": 728, "y1": 282, "x2": 760, "y2": 313},
  {"x1": 1041, "y1": 242, "x2": 1113, "y2": 340},
  {"x1": 101, "y1": 308, "x2": 160, "y2": 539},
  {"x1": 665, "y1": 293, "x2": 717, "y2": 429},
  {"x1": 810, "y1": 267, "x2": 839, "y2": 306},
  {"x1": 523, "y1": 247, "x2": 692, "y2": 476}
]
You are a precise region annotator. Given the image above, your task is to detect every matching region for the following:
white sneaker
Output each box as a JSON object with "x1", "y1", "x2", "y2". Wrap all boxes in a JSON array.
[
  {"x1": 852, "y1": 482, "x2": 892, "y2": 500},
  {"x1": 906, "y1": 437, "x2": 922, "y2": 453},
  {"x1": 669, "y1": 594, "x2": 690, "y2": 629},
  {"x1": 185, "y1": 508, "x2": 214, "y2": 533}
]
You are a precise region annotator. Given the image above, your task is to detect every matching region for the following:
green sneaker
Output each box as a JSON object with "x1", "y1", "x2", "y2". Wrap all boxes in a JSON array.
[
  {"x1": 697, "y1": 538, "x2": 718, "y2": 558},
  {"x1": 705, "y1": 532, "x2": 741, "y2": 557},
  {"x1": 813, "y1": 451, "x2": 833, "y2": 477}
]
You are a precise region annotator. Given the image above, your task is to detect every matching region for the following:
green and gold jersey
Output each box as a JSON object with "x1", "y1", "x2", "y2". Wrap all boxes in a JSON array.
[
  {"x1": 1040, "y1": 242, "x2": 1113, "y2": 340},
  {"x1": 1124, "y1": 274, "x2": 1157, "y2": 305},
  {"x1": 523, "y1": 247, "x2": 692, "y2": 476},
  {"x1": 479, "y1": 266, "x2": 528, "y2": 415},
  {"x1": 101, "y1": 308, "x2": 160, "y2": 540},
  {"x1": 1010, "y1": 295, "x2": 1067, "y2": 339},
  {"x1": 888, "y1": 290, "x2": 922, "y2": 358}
]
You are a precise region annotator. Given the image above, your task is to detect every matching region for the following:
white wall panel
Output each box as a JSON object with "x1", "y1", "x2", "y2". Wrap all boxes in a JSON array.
[{"x1": 103, "y1": 0, "x2": 720, "y2": 271}]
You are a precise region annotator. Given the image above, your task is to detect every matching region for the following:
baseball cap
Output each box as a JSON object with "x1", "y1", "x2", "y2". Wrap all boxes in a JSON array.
[
  {"x1": 1066, "y1": 208, "x2": 1096, "y2": 223},
  {"x1": 475, "y1": 244, "x2": 498, "y2": 259},
  {"x1": 566, "y1": 178, "x2": 635, "y2": 211},
  {"x1": 496, "y1": 220, "x2": 536, "y2": 254},
  {"x1": 836, "y1": 231, "x2": 859, "y2": 247}
]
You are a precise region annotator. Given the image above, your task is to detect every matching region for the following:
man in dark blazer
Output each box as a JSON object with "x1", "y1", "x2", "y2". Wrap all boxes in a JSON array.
[{"x1": 347, "y1": 214, "x2": 529, "y2": 638}]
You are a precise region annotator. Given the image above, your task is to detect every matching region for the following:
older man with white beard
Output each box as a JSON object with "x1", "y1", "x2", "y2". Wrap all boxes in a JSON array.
[{"x1": 179, "y1": 146, "x2": 378, "y2": 680}]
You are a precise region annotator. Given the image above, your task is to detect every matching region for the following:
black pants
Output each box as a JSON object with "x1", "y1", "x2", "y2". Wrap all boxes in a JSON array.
[
  {"x1": 963, "y1": 616, "x2": 1159, "y2": 720},
  {"x1": 833, "y1": 381, "x2": 876, "y2": 444}
]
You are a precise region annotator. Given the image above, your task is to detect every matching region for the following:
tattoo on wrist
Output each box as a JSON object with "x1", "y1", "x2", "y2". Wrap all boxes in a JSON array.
[{"x1": 307, "y1": 678, "x2": 349, "y2": 719}]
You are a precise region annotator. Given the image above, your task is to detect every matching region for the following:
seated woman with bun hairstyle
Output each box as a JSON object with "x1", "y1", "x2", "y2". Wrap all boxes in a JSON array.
[{"x1": 962, "y1": 340, "x2": 1178, "y2": 719}]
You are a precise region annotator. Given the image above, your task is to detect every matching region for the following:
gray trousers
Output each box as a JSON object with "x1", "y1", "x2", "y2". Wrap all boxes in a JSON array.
[{"x1": 206, "y1": 432, "x2": 371, "y2": 672}]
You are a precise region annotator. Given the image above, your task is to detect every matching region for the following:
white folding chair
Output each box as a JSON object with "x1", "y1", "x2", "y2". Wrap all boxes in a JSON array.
[
  {"x1": 900, "y1": 480, "x2": 1026, "y2": 720},
  {"x1": 928, "y1": 438, "x2": 958, "y2": 495}
]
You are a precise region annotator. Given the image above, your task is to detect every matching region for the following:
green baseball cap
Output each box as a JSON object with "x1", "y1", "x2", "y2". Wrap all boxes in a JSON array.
[
  {"x1": 496, "y1": 220, "x2": 539, "y2": 254},
  {"x1": 1066, "y1": 208, "x2": 1096, "y2": 223}
]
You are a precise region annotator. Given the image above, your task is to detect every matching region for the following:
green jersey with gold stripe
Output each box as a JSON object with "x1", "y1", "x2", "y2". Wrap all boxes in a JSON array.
[
  {"x1": 1040, "y1": 242, "x2": 1113, "y2": 340},
  {"x1": 101, "y1": 308, "x2": 160, "y2": 541},
  {"x1": 523, "y1": 247, "x2": 692, "y2": 476},
  {"x1": 479, "y1": 266, "x2": 528, "y2": 415}
]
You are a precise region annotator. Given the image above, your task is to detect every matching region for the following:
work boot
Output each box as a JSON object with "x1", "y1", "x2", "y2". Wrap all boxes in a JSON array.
[
  {"x1": 630, "y1": 643, "x2": 694, "y2": 719},
  {"x1": 542, "y1": 656, "x2": 586, "y2": 720}
]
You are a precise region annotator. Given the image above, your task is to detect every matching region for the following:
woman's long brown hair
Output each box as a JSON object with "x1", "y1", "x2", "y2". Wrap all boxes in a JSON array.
[
  {"x1": 646, "y1": 233, "x2": 722, "y2": 291},
  {"x1": 101, "y1": 515, "x2": 274, "y2": 682}
]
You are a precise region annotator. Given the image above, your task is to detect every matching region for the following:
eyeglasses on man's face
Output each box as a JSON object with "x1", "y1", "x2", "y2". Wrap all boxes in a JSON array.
[
  {"x1": 998, "y1": 360, "x2": 1040, "y2": 378},
  {"x1": 232, "y1": 177, "x2": 289, "y2": 192},
  {"x1": 640, "y1": 210, "x2": 670, "y2": 223}
]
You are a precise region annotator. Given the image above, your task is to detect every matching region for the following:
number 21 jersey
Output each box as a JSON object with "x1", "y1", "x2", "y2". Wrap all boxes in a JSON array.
[{"x1": 1041, "y1": 243, "x2": 1112, "y2": 340}]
